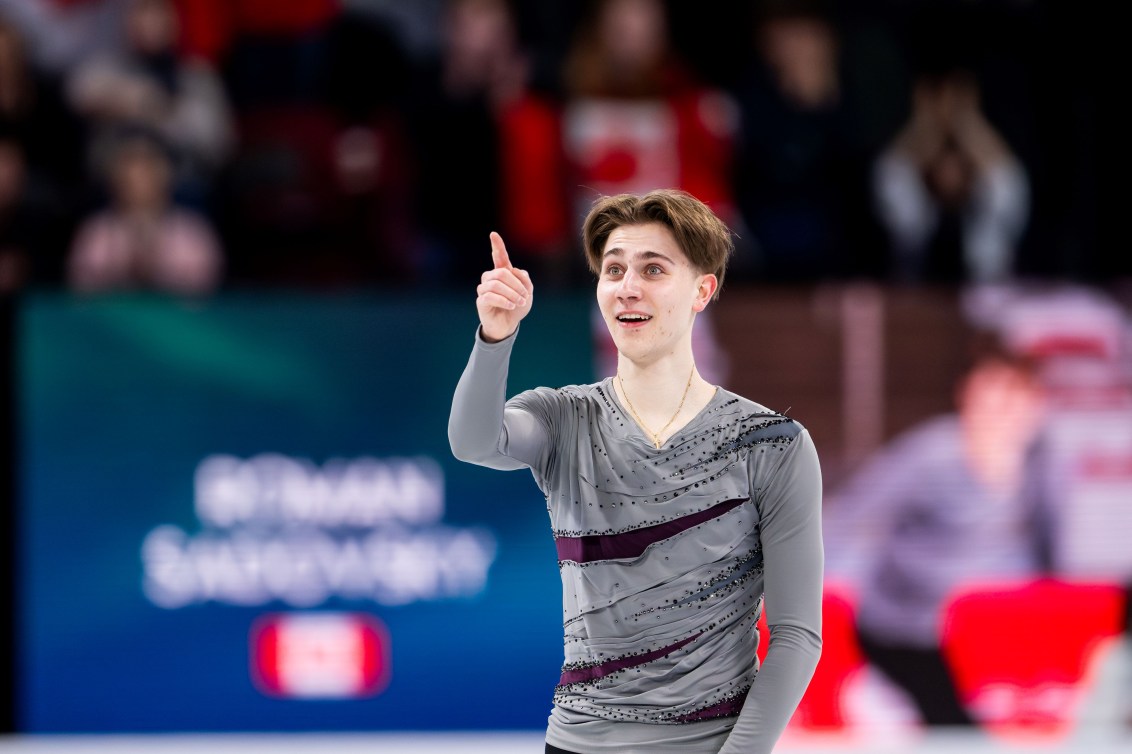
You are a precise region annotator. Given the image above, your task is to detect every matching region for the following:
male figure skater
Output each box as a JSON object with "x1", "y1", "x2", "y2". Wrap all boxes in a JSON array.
[{"x1": 450, "y1": 189, "x2": 823, "y2": 753}]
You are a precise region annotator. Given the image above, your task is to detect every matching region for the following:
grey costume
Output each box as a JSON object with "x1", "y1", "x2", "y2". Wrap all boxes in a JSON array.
[{"x1": 449, "y1": 328, "x2": 823, "y2": 753}]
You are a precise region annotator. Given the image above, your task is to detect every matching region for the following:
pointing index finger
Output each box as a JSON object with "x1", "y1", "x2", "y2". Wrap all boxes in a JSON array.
[{"x1": 490, "y1": 231, "x2": 512, "y2": 270}]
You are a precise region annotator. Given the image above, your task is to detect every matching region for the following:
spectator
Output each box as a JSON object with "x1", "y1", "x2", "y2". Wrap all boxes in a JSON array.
[
  {"x1": 173, "y1": 0, "x2": 340, "y2": 108},
  {"x1": 67, "y1": 0, "x2": 234, "y2": 207},
  {"x1": 408, "y1": 0, "x2": 529, "y2": 284},
  {"x1": 560, "y1": 0, "x2": 736, "y2": 214},
  {"x1": 499, "y1": 0, "x2": 737, "y2": 284},
  {"x1": 731, "y1": 0, "x2": 876, "y2": 281},
  {"x1": 872, "y1": 70, "x2": 1029, "y2": 283},
  {"x1": 824, "y1": 336, "x2": 1052, "y2": 725},
  {"x1": 67, "y1": 129, "x2": 222, "y2": 294},
  {"x1": 214, "y1": 6, "x2": 413, "y2": 287}
]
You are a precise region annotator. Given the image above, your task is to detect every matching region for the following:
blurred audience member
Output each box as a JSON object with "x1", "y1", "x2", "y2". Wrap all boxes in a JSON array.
[
  {"x1": 318, "y1": 9, "x2": 415, "y2": 285},
  {"x1": 215, "y1": 6, "x2": 414, "y2": 287},
  {"x1": 824, "y1": 337, "x2": 1051, "y2": 725},
  {"x1": 173, "y1": 0, "x2": 340, "y2": 108},
  {"x1": 560, "y1": 0, "x2": 736, "y2": 214},
  {"x1": 321, "y1": 115, "x2": 415, "y2": 285},
  {"x1": 409, "y1": 0, "x2": 529, "y2": 284},
  {"x1": 500, "y1": 0, "x2": 737, "y2": 283},
  {"x1": 67, "y1": 130, "x2": 222, "y2": 294},
  {"x1": 67, "y1": 0, "x2": 234, "y2": 207},
  {"x1": 731, "y1": 0, "x2": 878, "y2": 281},
  {"x1": 873, "y1": 70, "x2": 1029, "y2": 283}
]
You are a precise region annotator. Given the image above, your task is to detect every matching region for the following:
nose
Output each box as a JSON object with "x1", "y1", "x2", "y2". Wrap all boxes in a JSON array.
[{"x1": 617, "y1": 267, "x2": 642, "y2": 299}]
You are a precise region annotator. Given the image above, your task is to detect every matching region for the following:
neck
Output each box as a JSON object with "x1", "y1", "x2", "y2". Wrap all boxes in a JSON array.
[
  {"x1": 614, "y1": 344, "x2": 715, "y2": 448},
  {"x1": 962, "y1": 422, "x2": 1028, "y2": 495},
  {"x1": 123, "y1": 202, "x2": 165, "y2": 219},
  {"x1": 616, "y1": 346, "x2": 698, "y2": 396}
]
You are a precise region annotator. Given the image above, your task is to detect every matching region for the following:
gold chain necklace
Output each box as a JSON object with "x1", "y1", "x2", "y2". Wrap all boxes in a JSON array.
[{"x1": 617, "y1": 367, "x2": 695, "y2": 449}]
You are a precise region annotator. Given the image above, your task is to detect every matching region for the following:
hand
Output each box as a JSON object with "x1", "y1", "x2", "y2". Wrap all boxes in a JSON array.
[
  {"x1": 476, "y1": 232, "x2": 533, "y2": 342},
  {"x1": 899, "y1": 81, "x2": 949, "y2": 165}
]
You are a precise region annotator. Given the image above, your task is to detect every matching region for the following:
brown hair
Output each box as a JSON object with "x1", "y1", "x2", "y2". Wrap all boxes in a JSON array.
[
  {"x1": 581, "y1": 189, "x2": 735, "y2": 299},
  {"x1": 962, "y1": 329, "x2": 1040, "y2": 377}
]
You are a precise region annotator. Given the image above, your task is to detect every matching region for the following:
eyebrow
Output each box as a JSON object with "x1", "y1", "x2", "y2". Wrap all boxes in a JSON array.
[{"x1": 602, "y1": 248, "x2": 677, "y2": 265}]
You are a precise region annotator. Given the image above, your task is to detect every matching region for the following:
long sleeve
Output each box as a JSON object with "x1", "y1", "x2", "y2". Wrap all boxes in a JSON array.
[
  {"x1": 719, "y1": 429, "x2": 824, "y2": 754},
  {"x1": 962, "y1": 158, "x2": 1029, "y2": 282},
  {"x1": 821, "y1": 425, "x2": 926, "y2": 584},
  {"x1": 448, "y1": 326, "x2": 551, "y2": 471},
  {"x1": 872, "y1": 150, "x2": 939, "y2": 264},
  {"x1": 165, "y1": 63, "x2": 237, "y2": 169}
]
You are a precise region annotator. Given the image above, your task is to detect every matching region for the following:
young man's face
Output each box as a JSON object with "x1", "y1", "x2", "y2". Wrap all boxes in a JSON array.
[
  {"x1": 595, "y1": 222, "x2": 716, "y2": 364},
  {"x1": 959, "y1": 361, "x2": 1044, "y2": 429}
]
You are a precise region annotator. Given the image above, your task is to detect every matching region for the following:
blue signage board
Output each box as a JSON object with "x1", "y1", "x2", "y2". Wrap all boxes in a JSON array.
[{"x1": 17, "y1": 292, "x2": 593, "y2": 732}]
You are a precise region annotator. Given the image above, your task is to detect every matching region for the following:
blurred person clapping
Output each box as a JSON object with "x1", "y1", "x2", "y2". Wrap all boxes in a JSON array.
[
  {"x1": 67, "y1": 129, "x2": 222, "y2": 294},
  {"x1": 873, "y1": 71, "x2": 1029, "y2": 283}
]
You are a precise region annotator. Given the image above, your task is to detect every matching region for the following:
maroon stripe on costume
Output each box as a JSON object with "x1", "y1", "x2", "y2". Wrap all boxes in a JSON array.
[
  {"x1": 670, "y1": 688, "x2": 750, "y2": 722},
  {"x1": 558, "y1": 632, "x2": 703, "y2": 686},
  {"x1": 555, "y1": 497, "x2": 747, "y2": 563}
]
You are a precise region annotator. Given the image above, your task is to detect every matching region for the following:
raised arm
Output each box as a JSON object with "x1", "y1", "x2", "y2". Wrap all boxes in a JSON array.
[
  {"x1": 720, "y1": 430, "x2": 824, "y2": 754},
  {"x1": 478, "y1": 232, "x2": 533, "y2": 343},
  {"x1": 448, "y1": 233, "x2": 547, "y2": 471}
]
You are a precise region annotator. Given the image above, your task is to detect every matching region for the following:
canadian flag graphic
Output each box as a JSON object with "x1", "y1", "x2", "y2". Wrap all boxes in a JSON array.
[{"x1": 251, "y1": 613, "x2": 390, "y2": 698}]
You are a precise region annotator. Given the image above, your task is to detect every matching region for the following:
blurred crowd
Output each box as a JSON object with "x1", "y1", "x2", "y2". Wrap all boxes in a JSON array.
[{"x1": 0, "y1": 0, "x2": 1111, "y2": 295}]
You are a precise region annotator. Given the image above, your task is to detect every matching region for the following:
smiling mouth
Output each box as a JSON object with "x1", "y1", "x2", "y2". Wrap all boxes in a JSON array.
[{"x1": 616, "y1": 314, "x2": 652, "y2": 323}]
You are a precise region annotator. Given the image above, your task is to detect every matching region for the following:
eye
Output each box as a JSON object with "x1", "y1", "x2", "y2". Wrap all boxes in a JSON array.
[
  {"x1": 646, "y1": 264, "x2": 663, "y2": 275},
  {"x1": 604, "y1": 264, "x2": 623, "y2": 276}
]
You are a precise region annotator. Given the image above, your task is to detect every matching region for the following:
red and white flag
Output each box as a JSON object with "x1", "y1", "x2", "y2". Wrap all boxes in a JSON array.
[{"x1": 251, "y1": 612, "x2": 390, "y2": 698}]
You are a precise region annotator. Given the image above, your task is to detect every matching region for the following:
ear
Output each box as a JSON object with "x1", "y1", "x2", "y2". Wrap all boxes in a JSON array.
[{"x1": 692, "y1": 274, "x2": 718, "y2": 312}]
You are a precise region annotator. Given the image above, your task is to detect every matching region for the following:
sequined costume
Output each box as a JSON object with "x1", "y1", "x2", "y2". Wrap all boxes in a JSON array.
[{"x1": 449, "y1": 328, "x2": 823, "y2": 754}]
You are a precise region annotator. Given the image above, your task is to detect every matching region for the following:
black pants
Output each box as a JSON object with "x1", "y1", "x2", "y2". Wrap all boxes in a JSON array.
[
  {"x1": 856, "y1": 628, "x2": 976, "y2": 726},
  {"x1": 546, "y1": 745, "x2": 582, "y2": 754}
]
